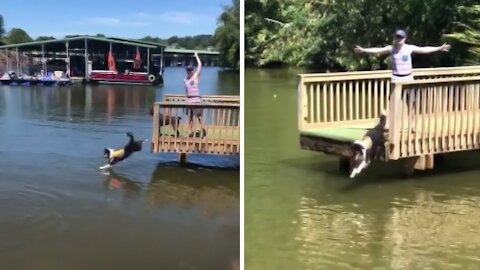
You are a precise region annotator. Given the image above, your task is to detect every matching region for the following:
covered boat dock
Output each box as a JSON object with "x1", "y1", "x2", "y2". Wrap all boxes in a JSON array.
[{"x1": 0, "y1": 36, "x2": 166, "y2": 83}]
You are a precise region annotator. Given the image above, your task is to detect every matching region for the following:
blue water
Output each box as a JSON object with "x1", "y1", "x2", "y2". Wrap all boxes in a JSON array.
[{"x1": 0, "y1": 67, "x2": 239, "y2": 270}]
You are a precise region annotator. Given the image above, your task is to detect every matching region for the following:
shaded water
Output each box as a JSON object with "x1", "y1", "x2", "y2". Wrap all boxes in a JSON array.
[
  {"x1": 245, "y1": 68, "x2": 480, "y2": 270},
  {"x1": 0, "y1": 67, "x2": 239, "y2": 269}
]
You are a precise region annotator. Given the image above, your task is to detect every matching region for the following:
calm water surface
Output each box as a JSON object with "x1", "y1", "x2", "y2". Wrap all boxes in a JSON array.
[
  {"x1": 0, "y1": 67, "x2": 239, "y2": 270},
  {"x1": 246, "y1": 68, "x2": 480, "y2": 270}
]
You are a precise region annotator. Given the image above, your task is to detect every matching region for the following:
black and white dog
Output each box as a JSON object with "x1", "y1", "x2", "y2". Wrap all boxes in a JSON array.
[
  {"x1": 100, "y1": 132, "x2": 145, "y2": 170},
  {"x1": 349, "y1": 113, "x2": 387, "y2": 178}
]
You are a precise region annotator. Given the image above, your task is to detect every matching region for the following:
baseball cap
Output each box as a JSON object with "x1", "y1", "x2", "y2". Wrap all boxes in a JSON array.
[{"x1": 395, "y1": 29, "x2": 406, "y2": 38}]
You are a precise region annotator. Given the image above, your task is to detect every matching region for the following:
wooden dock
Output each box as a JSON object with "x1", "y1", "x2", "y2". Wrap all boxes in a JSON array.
[
  {"x1": 298, "y1": 66, "x2": 480, "y2": 175},
  {"x1": 151, "y1": 94, "x2": 240, "y2": 163}
]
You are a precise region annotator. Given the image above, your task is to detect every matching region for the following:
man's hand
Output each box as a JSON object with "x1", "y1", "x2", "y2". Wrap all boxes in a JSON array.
[
  {"x1": 440, "y1": 43, "x2": 451, "y2": 52},
  {"x1": 354, "y1": 46, "x2": 364, "y2": 54},
  {"x1": 194, "y1": 52, "x2": 199, "y2": 57}
]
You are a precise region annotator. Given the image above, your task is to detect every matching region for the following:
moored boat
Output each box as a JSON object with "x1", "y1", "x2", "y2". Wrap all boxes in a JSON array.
[{"x1": 89, "y1": 70, "x2": 163, "y2": 85}]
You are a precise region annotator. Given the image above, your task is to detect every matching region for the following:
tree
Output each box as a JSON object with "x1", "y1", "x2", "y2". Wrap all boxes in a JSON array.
[
  {"x1": 444, "y1": 4, "x2": 480, "y2": 64},
  {"x1": 95, "y1": 33, "x2": 106, "y2": 38},
  {"x1": 3, "y1": 28, "x2": 32, "y2": 44},
  {"x1": 0, "y1": 15, "x2": 5, "y2": 39},
  {"x1": 140, "y1": 35, "x2": 215, "y2": 49},
  {"x1": 35, "y1": 36, "x2": 55, "y2": 41},
  {"x1": 214, "y1": 0, "x2": 240, "y2": 69},
  {"x1": 245, "y1": 0, "x2": 478, "y2": 71}
]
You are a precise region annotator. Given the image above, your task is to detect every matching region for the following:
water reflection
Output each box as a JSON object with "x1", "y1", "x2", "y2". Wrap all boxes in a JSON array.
[
  {"x1": 148, "y1": 163, "x2": 239, "y2": 219},
  {"x1": 100, "y1": 163, "x2": 239, "y2": 221},
  {"x1": 102, "y1": 169, "x2": 142, "y2": 199},
  {"x1": 0, "y1": 85, "x2": 157, "y2": 124},
  {"x1": 246, "y1": 68, "x2": 480, "y2": 270},
  {"x1": 0, "y1": 67, "x2": 239, "y2": 270},
  {"x1": 295, "y1": 176, "x2": 480, "y2": 269}
]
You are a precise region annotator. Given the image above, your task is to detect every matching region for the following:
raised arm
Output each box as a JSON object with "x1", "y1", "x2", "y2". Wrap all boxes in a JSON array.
[
  {"x1": 411, "y1": 43, "x2": 450, "y2": 54},
  {"x1": 193, "y1": 52, "x2": 202, "y2": 79},
  {"x1": 354, "y1": 45, "x2": 392, "y2": 55}
]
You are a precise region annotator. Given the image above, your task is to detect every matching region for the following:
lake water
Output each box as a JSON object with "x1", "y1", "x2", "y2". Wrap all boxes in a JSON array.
[
  {"x1": 0, "y1": 67, "x2": 239, "y2": 270},
  {"x1": 245, "y1": 68, "x2": 480, "y2": 270}
]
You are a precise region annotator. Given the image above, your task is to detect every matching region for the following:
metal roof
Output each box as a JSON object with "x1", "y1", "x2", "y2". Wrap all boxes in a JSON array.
[
  {"x1": 0, "y1": 36, "x2": 161, "y2": 49},
  {"x1": 106, "y1": 37, "x2": 167, "y2": 47},
  {"x1": 164, "y1": 48, "x2": 219, "y2": 55},
  {"x1": 0, "y1": 36, "x2": 220, "y2": 55}
]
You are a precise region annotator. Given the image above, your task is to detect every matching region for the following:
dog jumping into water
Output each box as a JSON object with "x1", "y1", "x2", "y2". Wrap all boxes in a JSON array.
[
  {"x1": 349, "y1": 112, "x2": 387, "y2": 179},
  {"x1": 99, "y1": 132, "x2": 145, "y2": 170}
]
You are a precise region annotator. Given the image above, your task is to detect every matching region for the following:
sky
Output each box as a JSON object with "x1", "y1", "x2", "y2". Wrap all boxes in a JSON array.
[{"x1": 0, "y1": 0, "x2": 230, "y2": 39}]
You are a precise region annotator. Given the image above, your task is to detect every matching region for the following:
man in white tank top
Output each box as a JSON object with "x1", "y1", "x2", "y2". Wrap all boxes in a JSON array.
[{"x1": 354, "y1": 29, "x2": 451, "y2": 131}]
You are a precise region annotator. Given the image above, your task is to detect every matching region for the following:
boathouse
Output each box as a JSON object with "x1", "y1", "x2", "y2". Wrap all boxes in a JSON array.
[{"x1": 0, "y1": 36, "x2": 166, "y2": 80}]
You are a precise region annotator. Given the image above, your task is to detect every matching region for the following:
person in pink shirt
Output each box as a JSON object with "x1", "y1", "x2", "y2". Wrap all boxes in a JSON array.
[{"x1": 184, "y1": 52, "x2": 206, "y2": 138}]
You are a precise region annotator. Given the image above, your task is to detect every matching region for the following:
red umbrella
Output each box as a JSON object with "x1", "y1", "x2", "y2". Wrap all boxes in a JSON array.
[
  {"x1": 108, "y1": 50, "x2": 116, "y2": 72},
  {"x1": 133, "y1": 47, "x2": 141, "y2": 70}
]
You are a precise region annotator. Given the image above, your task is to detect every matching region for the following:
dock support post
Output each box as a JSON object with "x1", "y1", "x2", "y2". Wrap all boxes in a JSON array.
[
  {"x1": 160, "y1": 46, "x2": 164, "y2": 74},
  {"x1": 413, "y1": 154, "x2": 435, "y2": 170},
  {"x1": 5, "y1": 48, "x2": 9, "y2": 71},
  {"x1": 84, "y1": 39, "x2": 88, "y2": 79},
  {"x1": 425, "y1": 154, "x2": 434, "y2": 169},
  {"x1": 41, "y1": 44, "x2": 46, "y2": 74},
  {"x1": 179, "y1": 153, "x2": 188, "y2": 165},
  {"x1": 147, "y1": 48, "x2": 150, "y2": 73},
  {"x1": 16, "y1": 47, "x2": 19, "y2": 74},
  {"x1": 66, "y1": 41, "x2": 70, "y2": 77}
]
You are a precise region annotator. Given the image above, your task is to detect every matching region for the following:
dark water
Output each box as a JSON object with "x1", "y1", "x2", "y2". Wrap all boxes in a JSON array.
[
  {"x1": 0, "y1": 67, "x2": 239, "y2": 270},
  {"x1": 245, "y1": 68, "x2": 480, "y2": 270}
]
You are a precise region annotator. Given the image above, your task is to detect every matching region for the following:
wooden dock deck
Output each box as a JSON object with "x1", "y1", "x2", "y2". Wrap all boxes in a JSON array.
[
  {"x1": 151, "y1": 94, "x2": 240, "y2": 163},
  {"x1": 298, "y1": 66, "x2": 480, "y2": 175}
]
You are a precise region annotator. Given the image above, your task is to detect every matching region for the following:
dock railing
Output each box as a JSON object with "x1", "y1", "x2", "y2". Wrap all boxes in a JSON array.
[
  {"x1": 298, "y1": 66, "x2": 480, "y2": 131},
  {"x1": 388, "y1": 76, "x2": 480, "y2": 160},
  {"x1": 298, "y1": 65, "x2": 480, "y2": 167},
  {"x1": 151, "y1": 95, "x2": 240, "y2": 156},
  {"x1": 164, "y1": 94, "x2": 240, "y2": 104}
]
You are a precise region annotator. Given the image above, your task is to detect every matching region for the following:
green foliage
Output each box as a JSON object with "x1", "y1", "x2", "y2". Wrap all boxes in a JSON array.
[
  {"x1": 246, "y1": 0, "x2": 478, "y2": 71},
  {"x1": 0, "y1": 15, "x2": 4, "y2": 38},
  {"x1": 214, "y1": 0, "x2": 240, "y2": 69},
  {"x1": 139, "y1": 35, "x2": 215, "y2": 50},
  {"x1": 35, "y1": 36, "x2": 55, "y2": 41},
  {"x1": 3, "y1": 28, "x2": 33, "y2": 44},
  {"x1": 444, "y1": 4, "x2": 480, "y2": 64}
]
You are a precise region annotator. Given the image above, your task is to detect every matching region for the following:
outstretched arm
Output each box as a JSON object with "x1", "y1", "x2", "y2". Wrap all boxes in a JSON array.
[
  {"x1": 411, "y1": 43, "x2": 450, "y2": 54},
  {"x1": 354, "y1": 45, "x2": 392, "y2": 55},
  {"x1": 193, "y1": 52, "x2": 202, "y2": 79}
]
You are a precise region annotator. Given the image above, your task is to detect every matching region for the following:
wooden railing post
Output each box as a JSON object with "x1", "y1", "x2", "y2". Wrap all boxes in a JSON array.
[
  {"x1": 298, "y1": 76, "x2": 307, "y2": 130},
  {"x1": 152, "y1": 103, "x2": 160, "y2": 152},
  {"x1": 388, "y1": 82, "x2": 403, "y2": 160}
]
